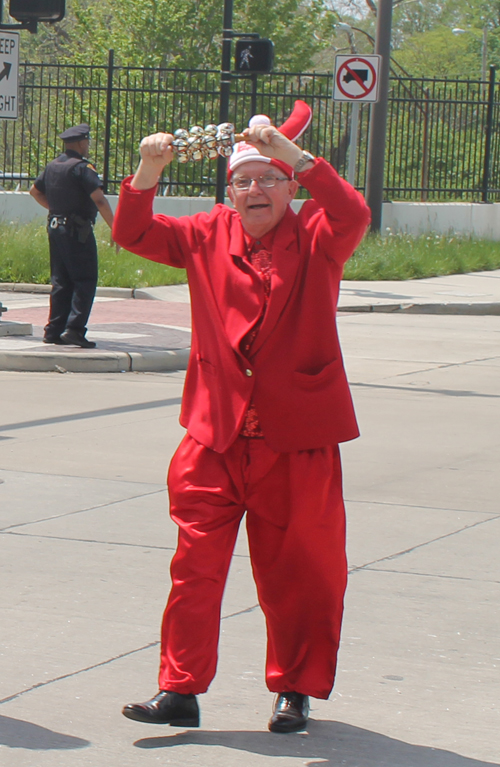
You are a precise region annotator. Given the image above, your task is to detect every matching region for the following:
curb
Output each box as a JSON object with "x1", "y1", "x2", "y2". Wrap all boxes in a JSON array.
[
  {"x1": 0, "y1": 321, "x2": 33, "y2": 336},
  {"x1": 338, "y1": 302, "x2": 500, "y2": 315},
  {"x1": 0, "y1": 283, "x2": 150, "y2": 299},
  {"x1": 0, "y1": 347, "x2": 190, "y2": 373}
]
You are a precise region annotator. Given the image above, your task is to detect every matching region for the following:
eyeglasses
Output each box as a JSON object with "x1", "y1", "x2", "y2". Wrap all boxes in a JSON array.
[{"x1": 231, "y1": 174, "x2": 289, "y2": 191}]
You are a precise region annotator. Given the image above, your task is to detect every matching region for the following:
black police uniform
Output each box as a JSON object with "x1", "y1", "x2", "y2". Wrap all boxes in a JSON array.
[{"x1": 34, "y1": 126, "x2": 102, "y2": 342}]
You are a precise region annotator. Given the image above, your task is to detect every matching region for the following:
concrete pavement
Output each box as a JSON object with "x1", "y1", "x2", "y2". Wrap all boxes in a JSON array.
[
  {"x1": 0, "y1": 304, "x2": 498, "y2": 765},
  {"x1": 0, "y1": 269, "x2": 499, "y2": 372}
]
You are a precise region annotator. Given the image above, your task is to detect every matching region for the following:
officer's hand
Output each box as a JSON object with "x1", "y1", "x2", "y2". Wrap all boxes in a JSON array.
[{"x1": 110, "y1": 234, "x2": 121, "y2": 254}]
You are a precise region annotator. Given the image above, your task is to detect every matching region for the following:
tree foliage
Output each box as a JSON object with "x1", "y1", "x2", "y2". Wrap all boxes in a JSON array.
[{"x1": 19, "y1": 0, "x2": 330, "y2": 71}]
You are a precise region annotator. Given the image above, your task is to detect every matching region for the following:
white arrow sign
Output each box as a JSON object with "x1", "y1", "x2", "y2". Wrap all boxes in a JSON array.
[{"x1": 0, "y1": 32, "x2": 20, "y2": 120}]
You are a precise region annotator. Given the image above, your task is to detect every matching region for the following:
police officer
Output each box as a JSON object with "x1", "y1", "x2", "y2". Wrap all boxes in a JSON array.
[{"x1": 30, "y1": 123, "x2": 114, "y2": 348}]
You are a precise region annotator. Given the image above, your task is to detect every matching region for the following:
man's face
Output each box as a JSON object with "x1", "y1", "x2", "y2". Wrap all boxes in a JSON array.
[
  {"x1": 227, "y1": 161, "x2": 298, "y2": 238},
  {"x1": 78, "y1": 138, "x2": 90, "y2": 156}
]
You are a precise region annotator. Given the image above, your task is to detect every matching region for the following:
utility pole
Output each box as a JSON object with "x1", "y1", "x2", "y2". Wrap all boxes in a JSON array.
[
  {"x1": 216, "y1": 0, "x2": 233, "y2": 204},
  {"x1": 365, "y1": 0, "x2": 393, "y2": 232}
]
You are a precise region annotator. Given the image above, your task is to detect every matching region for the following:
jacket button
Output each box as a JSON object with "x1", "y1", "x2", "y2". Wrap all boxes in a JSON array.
[{"x1": 245, "y1": 368, "x2": 253, "y2": 377}]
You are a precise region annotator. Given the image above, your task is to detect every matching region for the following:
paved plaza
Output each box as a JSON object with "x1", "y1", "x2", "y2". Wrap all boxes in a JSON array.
[{"x1": 0, "y1": 276, "x2": 499, "y2": 766}]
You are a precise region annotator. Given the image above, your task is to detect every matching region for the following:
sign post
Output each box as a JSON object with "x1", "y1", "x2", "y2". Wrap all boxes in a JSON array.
[
  {"x1": 364, "y1": 0, "x2": 394, "y2": 233},
  {"x1": 333, "y1": 54, "x2": 381, "y2": 188},
  {"x1": 0, "y1": 30, "x2": 18, "y2": 119}
]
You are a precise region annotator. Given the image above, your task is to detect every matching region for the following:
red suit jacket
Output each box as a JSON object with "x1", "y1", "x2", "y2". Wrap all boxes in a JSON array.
[{"x1": 113, "y1": 159, "x2": 371, "y2": 453}]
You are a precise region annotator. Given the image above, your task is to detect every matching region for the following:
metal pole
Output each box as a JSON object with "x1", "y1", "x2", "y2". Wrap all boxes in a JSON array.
[
  {"x1": 482, "y1": 28, "x2": 487, "y2": 85},
  {"x1": 421, "y1": 88, "x2": 430, "y2": 202},
  {"x1": 251, "y1": 73, "x2": 257, "y2": 116},
  {"x1": 347, "y1": 102, "x2": 360, "y2": 187},
  {"x1": 216, "y1": 0, "x2": 233, "y2": 204},
  {"x1": 482, "y1": 65, "x2": 496, "y2": 203},
  {"x1": 102, "y1": 49, "x2": 114, "y2": 194},
  {"x1": 365, "y1": 0, "x2": 393, "y2": 232}
]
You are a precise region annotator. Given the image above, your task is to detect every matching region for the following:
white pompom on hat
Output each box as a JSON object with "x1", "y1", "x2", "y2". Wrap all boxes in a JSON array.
[{"x1": 228, "y1": 100, "x2": 312, "y2": 179}]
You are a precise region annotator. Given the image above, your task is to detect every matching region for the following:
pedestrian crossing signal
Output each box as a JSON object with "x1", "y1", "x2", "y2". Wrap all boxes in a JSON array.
[
  {"x1": 9, "y1": 0, "x2": 65, "y2": 22},
  {"x1": 235, "y1": 39, "x2": 274, "y2": 74}
]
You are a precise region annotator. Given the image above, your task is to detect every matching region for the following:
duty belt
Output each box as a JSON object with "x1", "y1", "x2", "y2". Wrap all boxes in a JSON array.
[
  {"x1": 48, "y1": 215, "x2": 68, "y2": 229},
  {"x1": 48, "y1": 214, "x2": 93, "y2": 243}
]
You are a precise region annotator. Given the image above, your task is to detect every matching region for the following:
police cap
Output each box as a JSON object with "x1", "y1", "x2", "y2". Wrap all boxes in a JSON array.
[{"x1": 59, "y1": 123, "x2": 91, "y2": 141}]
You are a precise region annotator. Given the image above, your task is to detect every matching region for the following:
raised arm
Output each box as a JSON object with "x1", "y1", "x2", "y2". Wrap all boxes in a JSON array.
[
  {"x1": 241, "y1": 123, "x2": 315, "y2": 174},
  {"x1": 131, "y1": 133, "x2": 175, "y2": 190}
]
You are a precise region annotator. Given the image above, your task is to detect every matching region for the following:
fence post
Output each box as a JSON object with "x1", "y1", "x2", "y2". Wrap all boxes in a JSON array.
[
  {"x1": 482, "y1": 65, "x2": 496, "y2": 203},
  {"x1": 421, "y1": 88, "x2": 430, "y2": 202},
  {"x1": 102, "y1": 49, "x2": 114, "y2": 194}
]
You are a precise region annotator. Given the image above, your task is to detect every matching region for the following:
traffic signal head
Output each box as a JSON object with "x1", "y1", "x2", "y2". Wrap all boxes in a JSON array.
[
  {"x1": 235, "y1": 39, "x2": 274, "y2": 74},
  {"x1": 9, "y1": 0, "x2": 65, "y2": 22}
]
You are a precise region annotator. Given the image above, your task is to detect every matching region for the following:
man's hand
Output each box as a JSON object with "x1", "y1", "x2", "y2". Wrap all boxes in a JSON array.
[
  {"x1": 242, "y1": 124, "x2": 304, "y2": 170},
  {"x1": 131, "y1": 133, "x2": 174, "y2": 190}
]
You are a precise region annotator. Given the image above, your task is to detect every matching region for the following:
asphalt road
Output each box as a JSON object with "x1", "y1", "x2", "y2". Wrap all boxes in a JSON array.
[{"x1": 0, "y1": 308, "x2": 499, "y2": 766}]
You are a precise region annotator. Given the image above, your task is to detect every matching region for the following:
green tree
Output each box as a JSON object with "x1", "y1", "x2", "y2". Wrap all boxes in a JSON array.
[{"x1": 19, "y1": 0, "x2": 330, "y2": 71}]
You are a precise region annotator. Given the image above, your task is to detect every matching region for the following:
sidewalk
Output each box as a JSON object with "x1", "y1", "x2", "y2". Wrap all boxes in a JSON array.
[{"x1": 1, "y1": 269, "x2": 499, "y2": 372}]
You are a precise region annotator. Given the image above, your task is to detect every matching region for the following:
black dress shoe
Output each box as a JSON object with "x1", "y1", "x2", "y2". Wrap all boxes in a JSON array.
[
  {"x1": 59, "y1": 329, "x2": 96, "y2": 348},
  {"x1": 122, "y1": 690, "x2": 200, "y2": 726},
  {"x1": 268, "y1": 692, "x2": 310, "y2": 733},
  {"x1": 43, "y1": 336, "x2": 64, "y2": 345}
]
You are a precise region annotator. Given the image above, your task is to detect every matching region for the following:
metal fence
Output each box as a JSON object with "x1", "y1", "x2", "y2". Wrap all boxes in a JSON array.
[{"x1": 1, "y1": 51, "x2": 499, "y2": 201}]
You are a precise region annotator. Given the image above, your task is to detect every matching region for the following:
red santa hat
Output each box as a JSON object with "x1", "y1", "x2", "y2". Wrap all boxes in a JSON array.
[{"x1": 228, "y1": 99, "x2": 312, "y2": 179}]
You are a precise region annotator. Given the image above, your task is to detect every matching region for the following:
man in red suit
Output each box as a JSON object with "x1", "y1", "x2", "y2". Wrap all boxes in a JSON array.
[{"x1": 113, "y1": 104, "x2": 370, "y2": 733}]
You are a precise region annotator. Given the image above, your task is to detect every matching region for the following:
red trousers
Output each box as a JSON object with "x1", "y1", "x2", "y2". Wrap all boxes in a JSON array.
[{"x1": 159, "y1": 434, "x2": 348, "y2": 700}]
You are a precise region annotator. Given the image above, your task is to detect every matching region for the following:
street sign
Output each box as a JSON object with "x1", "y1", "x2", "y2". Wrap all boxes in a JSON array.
[
  {"x1": 333, "y1": 55, "x2": 381, "y2": 103},
  {"x1": 0, "y1": 31, "x2": 19, "y2": 119}
]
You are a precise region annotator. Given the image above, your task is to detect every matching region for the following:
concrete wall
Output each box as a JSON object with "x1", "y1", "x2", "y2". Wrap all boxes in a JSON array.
[{"x1": 2, "y1": 191, "x2": 500, "y2": 239}]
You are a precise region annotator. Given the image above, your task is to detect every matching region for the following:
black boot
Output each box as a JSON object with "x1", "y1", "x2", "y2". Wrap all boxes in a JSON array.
[
  {"x1": 122, "y1": 690, "x2": 200, "y2": 726},
  {"x1": 268, "y1": 692, "x2": 309, "y2": 733},
  {"x1": 60, "y1": 328, "x2": 96, "y2": 348}
]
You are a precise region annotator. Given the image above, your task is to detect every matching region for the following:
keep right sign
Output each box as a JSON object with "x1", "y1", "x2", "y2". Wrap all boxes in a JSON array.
[
  {"x1": 333, "y1": 54, "x2": 381, "y2": 103},
  {"x1": 0, "y1": 31, "x2": 20, "y2": 119}
]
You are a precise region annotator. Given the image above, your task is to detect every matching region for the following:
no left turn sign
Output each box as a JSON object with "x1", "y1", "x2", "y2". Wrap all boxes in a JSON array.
[{"x1": 333, "y1": 55, "x2": 381, "y2": 103}]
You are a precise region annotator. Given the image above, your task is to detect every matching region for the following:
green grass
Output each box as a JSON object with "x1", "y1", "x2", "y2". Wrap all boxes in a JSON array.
[
  {"x1": 1, "y1": 220, "x2": 500, "y2": 286},
  {"x1": 344, "y1": 231, "x2": 500, "y2": 280},
  {"x1": 0, "y1": 220, "x2": 186, "y2": 287}
]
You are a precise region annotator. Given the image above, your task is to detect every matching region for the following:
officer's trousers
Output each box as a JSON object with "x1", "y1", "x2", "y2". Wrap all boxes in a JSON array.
[
  {"x1": 45, "y1": 225, "x2": 98, "y2": 338},
  {"x1": 159, "y1": 434, "x2": 348, "y2": 700}
]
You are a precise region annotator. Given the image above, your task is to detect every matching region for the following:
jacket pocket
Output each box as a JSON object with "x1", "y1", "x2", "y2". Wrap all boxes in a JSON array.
[{"x1": 293, "y1": 358, "x2": 340, "y2": 389}]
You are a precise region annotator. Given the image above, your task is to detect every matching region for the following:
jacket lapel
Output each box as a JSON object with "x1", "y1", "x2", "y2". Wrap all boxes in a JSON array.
[{"x1": 219, "y1": 217, "x2": 264, "y2": 351}]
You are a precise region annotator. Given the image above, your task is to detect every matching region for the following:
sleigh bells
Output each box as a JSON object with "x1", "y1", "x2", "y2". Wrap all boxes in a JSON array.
[{"x1": 171, "y1": 123, "x2": 243, "y2": 164}]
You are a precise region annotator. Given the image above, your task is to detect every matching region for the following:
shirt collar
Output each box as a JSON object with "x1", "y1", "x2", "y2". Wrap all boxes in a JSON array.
[
  {"x1": 243, "y1": 228, "x2": 276, "y2": 255},
  {"x1": 65, "y1": 149, "x2": 84, "y2": 159}
]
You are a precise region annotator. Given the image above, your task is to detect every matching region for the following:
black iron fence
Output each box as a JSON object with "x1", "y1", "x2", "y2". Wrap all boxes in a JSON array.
[{"x1": 1, "y1": 51, "x2": 499, "y2": 201}]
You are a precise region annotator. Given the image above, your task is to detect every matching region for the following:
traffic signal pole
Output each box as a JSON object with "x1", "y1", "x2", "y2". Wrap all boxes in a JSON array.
[
  {"x1": 216, "y1": 0, "x2": 233, "y2": 204},
  {"x1": 365, "y1": 0, "x2": 393, "y2": 232}
]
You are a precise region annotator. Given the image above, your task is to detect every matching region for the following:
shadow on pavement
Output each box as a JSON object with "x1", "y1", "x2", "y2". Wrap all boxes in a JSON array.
[
  {"x1": 0, "y1": 714, "x2": 90, "y2": 750},
  {"x1": 134, "y1": 720, "x2": 499, "y2": 766}
]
